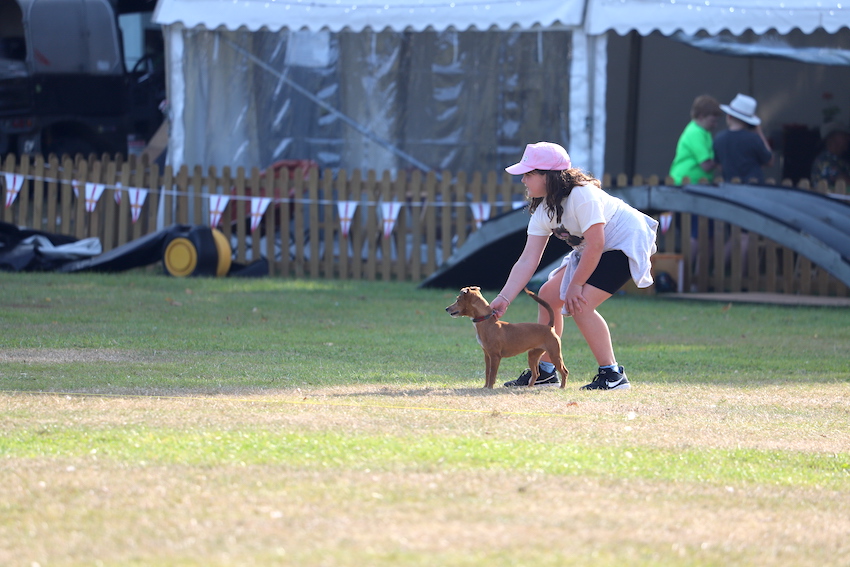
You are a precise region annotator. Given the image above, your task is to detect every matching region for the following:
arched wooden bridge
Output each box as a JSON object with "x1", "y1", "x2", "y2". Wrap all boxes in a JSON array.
[{"x1": 422, "y1": 183, "x2": 850, "y2": 291}]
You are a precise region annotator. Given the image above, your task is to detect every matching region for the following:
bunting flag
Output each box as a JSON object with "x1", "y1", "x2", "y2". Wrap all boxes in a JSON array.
[
  {"x1": 3, "y1": 172, "x2": 24, "y2": 208},
  {"x1": 469, "y1": 202, "x2": 491, "y2": 228},
  {"x1": 380, "y1": 201, "x2": 402, "y2": 238},
  {"x1": 512, "y1": 200, "x2": 526, "y2": 210},
  {"x1": 209, "y1": 194, "x2": 231, "y2": 228},
  {"x1": 84, "y1": 182, "x2": 106, "y2": 212},
  {"x1": 660, "y1": 211, "x2": 673, "y2": 234},
  {"x1": 114, "y1": 182, "x2": 122, "y2": 205},
  {"x1": 127, "y1": 187, "x2": 148, "y2": 223},
  {"x1": 249, "y1": 196, "x2": 272, "y2": 232},
  {"x1": 337, "y1": 200, "x2": 358, "y2": 237},
  {"x1": 72, "y1": 179, "x2": 80, "y2": 198}
]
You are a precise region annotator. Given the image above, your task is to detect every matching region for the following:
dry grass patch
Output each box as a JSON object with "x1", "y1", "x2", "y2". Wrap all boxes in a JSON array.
[{"x1": 2, "y1": 386, "x2": 849, "y2": 566}]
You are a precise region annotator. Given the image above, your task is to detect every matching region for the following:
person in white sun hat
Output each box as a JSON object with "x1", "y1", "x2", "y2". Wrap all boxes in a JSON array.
[
  {"x1": 713, "y1": 93, "x2": 773, "y2": 184},
  {"x1": 490, "y1": 142, "x2": 658, "y2": 391}
]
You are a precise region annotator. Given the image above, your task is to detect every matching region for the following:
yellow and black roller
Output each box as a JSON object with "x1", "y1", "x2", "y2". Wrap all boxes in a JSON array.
[{"x1": 163, "y1": 226, "x2": 231, "y2": 277}]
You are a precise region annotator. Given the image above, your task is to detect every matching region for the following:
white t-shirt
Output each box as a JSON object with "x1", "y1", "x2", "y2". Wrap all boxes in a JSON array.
[
  {"x1": 526, "y1": 183, "x2": 660, "y2": 293},
  {"x1": 527, "y1": 184, "x2": 624, "y2": 239}
]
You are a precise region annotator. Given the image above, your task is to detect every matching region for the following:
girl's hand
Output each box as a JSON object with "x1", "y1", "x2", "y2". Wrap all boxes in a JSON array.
[
  {"x1": 565, "y1": 282, "x2": 588, "y2": 314},
  {"x1": 490, "y1": 295, "x2": 509, "y2": 318}
]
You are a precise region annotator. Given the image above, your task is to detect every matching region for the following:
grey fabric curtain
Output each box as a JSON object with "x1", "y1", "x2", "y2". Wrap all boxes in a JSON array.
[{"x1": 177, "y1": 27, "x2": 573, "y2": 175}]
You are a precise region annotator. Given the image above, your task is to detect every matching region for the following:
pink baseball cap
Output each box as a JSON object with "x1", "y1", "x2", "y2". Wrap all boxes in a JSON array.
[{"x1": 505, "y1": 142, "x2": 571, "y2": 174}]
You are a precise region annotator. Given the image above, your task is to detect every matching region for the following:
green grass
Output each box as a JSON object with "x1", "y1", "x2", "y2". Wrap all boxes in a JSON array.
[
  {"x1": 1, "y1": 271, "x2": 849, "y2": 566},
  {"x1": 2, "y1": 271, "x2": 848, "y2": 390},
  {"x1": 4, "y1": 425, "x2": 848, "y2": 488}
]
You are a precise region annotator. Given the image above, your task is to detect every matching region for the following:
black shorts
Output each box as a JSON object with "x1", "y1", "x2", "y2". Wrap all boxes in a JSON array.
[{"x1": 586, "y1": 250, "x2": 632, "y2": 294}]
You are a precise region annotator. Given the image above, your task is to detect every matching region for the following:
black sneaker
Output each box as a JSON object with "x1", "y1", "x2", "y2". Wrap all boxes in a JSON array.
[
  {"x1": 503, "y1": 366, "x2": 559, "y2": 387},
  {"x1": 580, "y1": 366, "x2": 630, "y2": 390}
]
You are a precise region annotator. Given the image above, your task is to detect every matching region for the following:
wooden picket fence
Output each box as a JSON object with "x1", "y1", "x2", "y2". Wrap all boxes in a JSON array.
[{"x1": 2, "y1": 153, "x2": 849, "y2": 297}]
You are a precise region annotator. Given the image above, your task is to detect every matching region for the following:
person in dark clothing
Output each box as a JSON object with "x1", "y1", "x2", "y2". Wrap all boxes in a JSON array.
[
  {"x1": 713, "y1": 94, "x2": 773, "y2": 184},
  {"x1": 811, "y1": 120, "x2": 850, "y2": 186}
]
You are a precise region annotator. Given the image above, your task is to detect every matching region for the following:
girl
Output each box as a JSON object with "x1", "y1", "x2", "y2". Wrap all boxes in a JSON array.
[{"x1": 490, "y1": 142, "x2": 658, "y2": 390}]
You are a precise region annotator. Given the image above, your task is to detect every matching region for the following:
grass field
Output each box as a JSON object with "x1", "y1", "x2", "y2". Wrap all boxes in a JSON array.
[{"x1": 1, "y1": 272, "x2": 848, "y2": 566}]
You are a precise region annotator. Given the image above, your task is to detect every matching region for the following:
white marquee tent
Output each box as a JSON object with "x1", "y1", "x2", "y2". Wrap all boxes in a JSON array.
[{"x1": 152, "y1": 0, "x2": 850, "y2": 177}]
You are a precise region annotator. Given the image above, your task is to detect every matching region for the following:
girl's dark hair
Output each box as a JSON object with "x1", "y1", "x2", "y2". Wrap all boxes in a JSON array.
[{"x1": 528, "y1": 168, "x2": 601, "y2": 223}]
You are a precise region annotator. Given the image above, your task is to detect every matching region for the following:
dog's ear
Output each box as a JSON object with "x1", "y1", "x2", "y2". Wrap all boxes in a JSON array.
[{"x1": 469, "y1": 286, "x2": 480, "y2": 292}]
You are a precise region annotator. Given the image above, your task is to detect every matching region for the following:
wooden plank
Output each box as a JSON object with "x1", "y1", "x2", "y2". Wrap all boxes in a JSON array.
[
  {"x1": 102, "y1": 159, "x2": 118, "y2": 251},
  {"x1": 116, "y1": 160, "x2": 131, "y2": 246},
  {"x1": 1, "y1": 154, "x2": 16, "y2": 224},
  {"x1": 409, "y1": 169, "x2": 423, "y2": 282},
  {"x1": 234, "y1": 167, "x2": 248, "y2": 264},
  {"x1": 59, "y1": 157, "x2": 74, "y2": 236},
  {"x1": 264, "y1": 166, "x2": 279, "y2": 277},
  {"x1": 681, "y1": 213, "x2": 693, "y2": 291},
  {"x1": 219, "y1": 166, "x2": 233, "y2": 246},
  {"x1": 712, "y1": 220, "x2": 725, "y2": 292},
  {"x1": 424, "y1": 171, "x2": 437, "y2": 276},
  {"x1": 191, "y1": 165, "x2": 204, "y2": 226},
  {"x1": 88, "y1": 160, "x2": 104, "y2": 241},
  {"x1": 275, "y1": 165, "x2": 290, "y2": 278},
  {"x1": 764, "y1": 238, "x2": 777, "y2": 293},
  {"x1": 350, "y1": 169, "x2": 364, "y2": 280},
  {"x1": 291, "y1": 167, "x2": 306, "y2": 278},
  {"x1": 250, "y1": 166, "x2": 264, "y2": 267},
  {"x1": 380, "y1": 170, "x2": 393, "y2": 282},
  {"x1": 17, "y1": 155, "x2": 31, "y2": 228},
  {"x1": 308, "y1": 167, "x2": 321, "y2": 278},
  {"x1": 74, "y1": 160, "x2": 88, "y2": 239},
  {"x1": 31, "y1": 155, "x2": 45, "y2": 232},
  {"x1": 729, "y1": 224, "x2": 743, "y2": 292},
  {"x1": 439, "y1": 170, "x2": 452, "y2": 273},
  {"x1": 696, "y1": 216, "x2": 710, "y2": 291},
  {"x1": 45, "y1": 155, "x2": 59, "y2": 234},
  {"x1": 364, "y1": 170, "x2": 378, "y2": 281},
  {"x1": 322, "y1": 168, "x2": 335, "y2": 279},
  {"x1": 454, "y1": 171, "x2": 468, "y2": 250},
  {"x1": 176, "y1": 165, "x2": 189, "y2": 225}
]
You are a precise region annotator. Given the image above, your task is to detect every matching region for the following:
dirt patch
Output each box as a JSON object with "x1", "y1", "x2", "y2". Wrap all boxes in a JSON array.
[{"x1": 0, "y1": 348, "x2": 164, "y2": 364}]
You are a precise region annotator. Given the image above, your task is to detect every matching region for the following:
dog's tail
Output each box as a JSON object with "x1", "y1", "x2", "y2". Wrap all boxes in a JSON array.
[{"x1": 523, "y1": 287, "x2": 556, "y2": 327}]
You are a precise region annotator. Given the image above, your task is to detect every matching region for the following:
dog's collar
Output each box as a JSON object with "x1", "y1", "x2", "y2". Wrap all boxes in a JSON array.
[{"x1": 472, "y1": 311, "x2": 494, "y2": 323}]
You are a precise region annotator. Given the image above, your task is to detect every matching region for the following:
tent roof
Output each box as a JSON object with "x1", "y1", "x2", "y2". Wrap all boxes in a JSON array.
[
  {"x1": 153, "y1": 0, "x2": 850, "y2": 35},
  {"x1": 584, "y1": 0, "x2": 850, "y2": 36},
  {"x1": 151, "y1": 0, "x2": 586, "y2": 32}
]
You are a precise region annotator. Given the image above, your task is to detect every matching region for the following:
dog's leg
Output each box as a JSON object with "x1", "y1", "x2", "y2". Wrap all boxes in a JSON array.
[
  {"x1": 484, "y1": 352, "x2": 501, "y2": 388},
  {"x1": 545, "y1": 340, "x2": 570, "y2": 389},
  {"x1": 525, "y1": 348, "x2": 545, "y2": 386},
  {"x1": 556, "y1": 362, "x2": 569, "y2": 388}
]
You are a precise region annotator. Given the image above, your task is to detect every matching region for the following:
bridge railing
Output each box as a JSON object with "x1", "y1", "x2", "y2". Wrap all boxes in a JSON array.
[{"x1": 1, "y1": 153, "x2": 848, "y2": 298}]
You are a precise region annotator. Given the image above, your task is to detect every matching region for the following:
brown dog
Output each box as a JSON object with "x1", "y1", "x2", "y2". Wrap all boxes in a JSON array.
[{"x1": 446, "y1": 286, "x2": 569, "y2": 388}]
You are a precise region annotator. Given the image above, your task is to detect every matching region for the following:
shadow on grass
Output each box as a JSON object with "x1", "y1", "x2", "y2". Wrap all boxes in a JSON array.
[{"x1": 326, "y1": 386, "x2": 562, "y2": 398}]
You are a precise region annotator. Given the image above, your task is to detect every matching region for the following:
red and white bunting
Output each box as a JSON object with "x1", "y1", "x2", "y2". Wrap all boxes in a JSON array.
[
  {"x1": 380, "y1": 201, "x2": 402, "y2": 238},
  {"x1": 250, "y1": 197, "x2": 272, "y2": 232},
  {"x1": 127, "y1": 187, "x2": 148, "y2": 223},
  {"x1": 209, "y1": 195, "x2": 231, "y2": 228},
  {"x1": 3, "y1": 172, "x2": 24, "y2": 208},
  {"x1": 469, "y1": 202, "x2": 491, "y2": 228},
  {"x1": 337, "y1": 200, "x2": 358, "y2": 237},
  {"x1": 114, "y1": 182, "x2": 122, "y2": 205},
  {"x1": 72, "y1": 179, "x2": 80, "y2": 198},
  {"x1": 84, "y1": 182, "x2": 106, "y2": 213},
  {"x1": 660, "y1": 212, "x2": 673, "y2": 234}
]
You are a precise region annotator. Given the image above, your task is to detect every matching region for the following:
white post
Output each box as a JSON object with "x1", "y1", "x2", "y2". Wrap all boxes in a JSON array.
[{"x1": 569, "y1": 29, "x2": 607, "y2": 177}]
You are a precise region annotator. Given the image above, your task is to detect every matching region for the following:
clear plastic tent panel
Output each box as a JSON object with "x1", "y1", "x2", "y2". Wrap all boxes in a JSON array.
[{"x1": 177, "y1": 28, "x2": 574, "y2": 175}]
